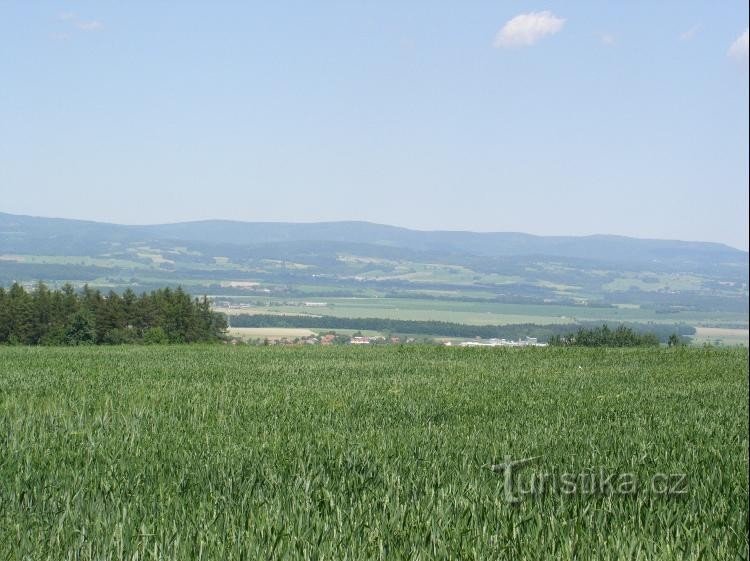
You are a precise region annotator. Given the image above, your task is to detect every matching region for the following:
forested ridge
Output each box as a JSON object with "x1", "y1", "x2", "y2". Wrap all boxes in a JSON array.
[{"x1": 0, "y1": 283, "x2": 226, "y2": 345}]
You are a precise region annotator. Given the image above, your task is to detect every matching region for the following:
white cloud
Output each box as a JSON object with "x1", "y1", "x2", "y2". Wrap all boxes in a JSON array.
[
  {"x1": 679, "y1": 25, "x2": 700, "y2": 41},
  {"x1": 75, "y1": 20, "x2": 103, "y2": 31},
  {"x1": 598, "y1": 32, "x2": 615, "y2": 46},
  {"x1": 57, "y1": 13, "x2": 103, "y2": 33},
  {"x1": 493, "y1": 11, "x2": 565, "y2": 48},
  {"x1": 728, "y1": 28, "x2": 749, "y2": 60}
]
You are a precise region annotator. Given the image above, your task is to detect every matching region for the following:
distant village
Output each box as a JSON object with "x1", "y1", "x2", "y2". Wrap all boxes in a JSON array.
[
  {"x1": 230, "y1": 332, "x2": 547, "y2": 347},
  {"x1": 451, "y1": 337, "x2": 547, "y2": 347},
  {"x1": 217, "y1": 299, "x2": 550, "y2": 347}
]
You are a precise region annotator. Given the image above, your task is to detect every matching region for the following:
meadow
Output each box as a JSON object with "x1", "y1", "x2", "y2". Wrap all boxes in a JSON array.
[{"x1": 0, "y1": 346, "x2": 747, "y2": 560}]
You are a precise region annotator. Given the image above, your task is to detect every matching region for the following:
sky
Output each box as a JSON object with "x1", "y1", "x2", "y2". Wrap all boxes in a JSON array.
[{"x1": 1, "y1": 2, "x2": 748, "y2": 249}]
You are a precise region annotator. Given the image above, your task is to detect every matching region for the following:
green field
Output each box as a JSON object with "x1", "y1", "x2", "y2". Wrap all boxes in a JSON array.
[
  {"x1": 221, "y1": 296, "x2": 749, "y2": 329},
  {"x1": 1, "y1": 346, "x2": 747, "y2": 559}
]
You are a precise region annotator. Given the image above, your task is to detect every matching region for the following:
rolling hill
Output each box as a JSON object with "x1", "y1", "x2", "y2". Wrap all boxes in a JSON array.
[
  {"x1": 0, "y1": 212, "x2": 747, "y2": 324},
  {"x1": 1, "y1": 212, "x2": 745, "y2": 264}
]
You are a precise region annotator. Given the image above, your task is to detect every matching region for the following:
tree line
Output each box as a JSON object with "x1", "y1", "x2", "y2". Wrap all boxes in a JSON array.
[
  {"x1": 0, "y1": 283, "x2": 226, "y2": 345},
  {"x1": 230, "y1": 313, "x2": 692, "y2": 344},
  {"x1": 230, "y1": 313, "x2": 577, "y2": 340},
  {"x1": 548, "y1": 325, "x2": 663, "y2": 347}
]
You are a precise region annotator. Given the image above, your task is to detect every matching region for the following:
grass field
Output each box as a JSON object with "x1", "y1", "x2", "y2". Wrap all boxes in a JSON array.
[{"x1": 1, "y1": 346, "x2": 747, "y2": 559}]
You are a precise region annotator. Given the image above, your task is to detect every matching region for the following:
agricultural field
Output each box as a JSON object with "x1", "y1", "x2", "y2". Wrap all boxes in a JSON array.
[
  {"x1": 693, "y1": 327, "x2": 750, "y2": 347},
  {"x1": 227, "y1": 327, "x2": 386, "y2": 342},
  {"x1": 216, "y1": 296, "x2": 749, "y2": 329},
  {"x1": 227, "y1": 327, "x2": 318, "y2": 341},
  {"x1": 1, "y1": 346, "x2": 747, "y2": 559}
]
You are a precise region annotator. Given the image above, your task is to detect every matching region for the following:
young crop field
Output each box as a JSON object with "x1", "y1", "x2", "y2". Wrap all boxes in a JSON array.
[{"x1": 0, "y1": 346, "x2": 747, "y2": 559}]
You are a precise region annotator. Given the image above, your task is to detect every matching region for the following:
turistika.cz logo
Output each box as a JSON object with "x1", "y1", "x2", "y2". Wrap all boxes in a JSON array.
[{"x1": 487, "y1": 455, "x2": 688, "y2": 503}]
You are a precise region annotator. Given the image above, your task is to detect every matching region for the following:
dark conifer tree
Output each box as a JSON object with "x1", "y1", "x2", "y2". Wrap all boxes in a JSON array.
[{"x1": 0, "y1": 283, "x2": 226, "y2": 345}]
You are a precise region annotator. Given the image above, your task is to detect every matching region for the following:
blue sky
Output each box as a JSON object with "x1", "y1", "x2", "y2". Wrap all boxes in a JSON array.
[{"x1": 1, "y1": 2, "x2": 748, "y2": 249}]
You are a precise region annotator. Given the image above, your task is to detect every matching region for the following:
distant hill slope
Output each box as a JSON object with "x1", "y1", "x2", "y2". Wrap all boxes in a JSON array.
[
  {"x1": 1, "y1": 212, "x2": 745, "y2": 267},
  {"x1": 1, "y1": 212, "x2": 747, "y2": 318}
]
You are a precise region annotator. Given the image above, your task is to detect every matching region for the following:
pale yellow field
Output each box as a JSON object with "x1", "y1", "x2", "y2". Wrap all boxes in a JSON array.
[
  {"x1": 693, "y1": 327, "x2": 749, "y2": 347},
  {"x1": 214, "y1": 307, "x2": 321, "y2": 318},
  {"x1": 227, "y1": 327, "x2": 316, "y2": 340}
]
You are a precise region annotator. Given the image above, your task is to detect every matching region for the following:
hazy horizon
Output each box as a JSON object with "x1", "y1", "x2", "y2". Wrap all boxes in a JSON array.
[
  {"x1": 3, "y1": 208, "x2": 748, "y2": 251},
  {"x1": 2, "y1": 2, "x2": 748, "y2": 249}
]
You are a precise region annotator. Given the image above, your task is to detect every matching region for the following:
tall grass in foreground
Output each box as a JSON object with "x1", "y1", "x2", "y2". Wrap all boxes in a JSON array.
[{"x1": 0, "y1": 346, "x2": 747, "y2": 560}]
